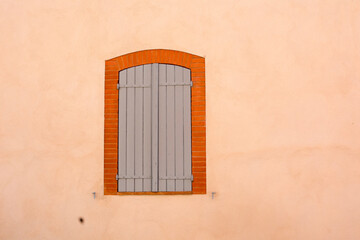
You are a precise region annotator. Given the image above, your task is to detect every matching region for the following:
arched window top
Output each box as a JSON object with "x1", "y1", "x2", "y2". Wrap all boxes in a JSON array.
[{"x1": 106, "y1": 49, "x2": 204, "y2": 71}]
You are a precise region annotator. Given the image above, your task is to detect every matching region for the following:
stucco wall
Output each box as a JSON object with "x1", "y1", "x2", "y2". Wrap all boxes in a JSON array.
[{"x1": 1, "y1": 0, "x2": 360, "y2": 239}]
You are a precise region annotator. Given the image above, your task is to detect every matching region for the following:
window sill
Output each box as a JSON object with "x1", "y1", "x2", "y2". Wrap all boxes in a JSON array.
[{"x1": 104, "y1": 191, "x2": 192, "y2": 196}]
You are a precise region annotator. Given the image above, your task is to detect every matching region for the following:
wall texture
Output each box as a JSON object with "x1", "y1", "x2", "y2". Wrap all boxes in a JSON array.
[{"x1": 1, "y1": 0, "x2": 360, "y2": 239}]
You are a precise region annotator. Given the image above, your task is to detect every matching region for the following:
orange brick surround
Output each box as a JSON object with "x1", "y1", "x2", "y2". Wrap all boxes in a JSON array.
[{"x1": 104, "y1": 49, "x2": 206, "y2": 195}]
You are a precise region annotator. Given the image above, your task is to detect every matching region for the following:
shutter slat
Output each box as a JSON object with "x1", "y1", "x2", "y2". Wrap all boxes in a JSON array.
[
  {"x1": 158, "y1": 64, "x2": 167, "y2": 191},
  {"x1": 118, "y1": 69, "x2": 127, "y2": 192},
  {"x1": 175, "y1": 66, "x2": 184, "y2": 191},
  {"x1": 126, "y1": 67, "x2": 135, "y2": 192},
  {"x1": 166, "y1": 65, "x2": 176, "y2": 191},
  {"x1": 144, "y1": 64, "x2": 152, "y2": 192},
  {"x1": 134, "y1": 66, "x2": 144, "y2": 192},
  {"x1": 151, "y1": 64, "x2": 159, "y2": 191},
  {"x1": 183, "y1": 68, "x2": 192, "y2": 191}
]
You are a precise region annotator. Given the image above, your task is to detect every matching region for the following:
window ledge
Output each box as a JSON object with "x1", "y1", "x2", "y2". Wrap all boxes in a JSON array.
[{"x1": 105, "y1": 191, "x2": 192, "y2": 196}]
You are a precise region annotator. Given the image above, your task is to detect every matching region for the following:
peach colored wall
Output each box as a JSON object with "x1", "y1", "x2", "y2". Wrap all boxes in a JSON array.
[{"x1": 1, "y1": 0, "x2": 360, "y2": 239}]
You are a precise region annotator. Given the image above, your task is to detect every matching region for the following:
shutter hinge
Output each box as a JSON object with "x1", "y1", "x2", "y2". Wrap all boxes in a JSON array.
[
  {"x1": 191, "y1": 174, "x2": 194, "y2": 182},
  {"x1": 190, "y1": 81, "x2": 193, "y2": 87},
  {"x1": 116, "y1": 174, "x2": 119, "y2": 180},
  {"x1": 117, "y1": 83, "x2": 120, "y2": 90}
]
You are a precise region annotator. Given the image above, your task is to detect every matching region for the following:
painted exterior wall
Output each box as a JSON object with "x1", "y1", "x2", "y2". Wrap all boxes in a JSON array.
[{"x1": 1, "y1": 0, "x2": 360, "y2": 239}]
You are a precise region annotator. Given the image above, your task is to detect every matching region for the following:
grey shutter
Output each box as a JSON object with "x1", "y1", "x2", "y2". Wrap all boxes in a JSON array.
[
  {"x1": 158, "y1": 64, "x2": 192, "y2": 192},
  {"x1": 118, "y1": 63, "x2": 191, "y2": 192},
  {"x1": 118, "y1": 65, "x2": 153, "y2": 192}
]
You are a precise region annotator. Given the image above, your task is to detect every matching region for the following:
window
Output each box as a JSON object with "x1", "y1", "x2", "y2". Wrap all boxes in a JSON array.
[{"x1": 104, "y1": 50, "x2": 206, "y2": 195}]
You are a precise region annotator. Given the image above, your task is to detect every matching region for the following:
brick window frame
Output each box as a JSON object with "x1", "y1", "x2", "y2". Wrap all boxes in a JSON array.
[{"x1": 104, "y1": 49, "x2": 206, "y2": 195}]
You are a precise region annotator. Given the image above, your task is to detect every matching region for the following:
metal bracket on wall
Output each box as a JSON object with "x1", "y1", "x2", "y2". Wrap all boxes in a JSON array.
[{"x1": 212, "y1": 192, "x2": 216, "y2": 199}]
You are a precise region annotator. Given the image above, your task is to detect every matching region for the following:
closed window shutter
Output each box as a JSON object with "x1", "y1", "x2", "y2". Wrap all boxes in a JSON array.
[
  {"x1": 118, "y1": 64, "x2": 191, "y2": 192},
  {"x1": 118, "y1": 65, "x2": 153, "y2": 192},
  {"x1": 158, "y1": 64, "x2": 192, "y2": 192}
]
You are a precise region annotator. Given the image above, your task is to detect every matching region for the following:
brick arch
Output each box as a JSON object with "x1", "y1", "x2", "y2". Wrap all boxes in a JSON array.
[
  {"x1": 107, "y1": 49, "x2": 204, "y2": 71},
  {"x1": 104, "y1": 49, "x2": 206, "y2": 195}
]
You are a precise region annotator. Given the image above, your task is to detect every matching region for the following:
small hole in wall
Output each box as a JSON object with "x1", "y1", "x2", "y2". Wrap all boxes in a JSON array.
[{"x1": 79, "y1": 217, "x2": 84, "y2": 224}]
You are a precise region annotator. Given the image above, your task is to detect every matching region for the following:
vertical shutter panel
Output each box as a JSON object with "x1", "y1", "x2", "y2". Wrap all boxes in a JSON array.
[
  {"x1": 183, "y1": 68, "x2": 192, "y2": 191},
  {"x1": 134, "y1": 66, "x2": 144, "y2": 192},
  {"x1": 118, "y1": 65, "x2": 153, "y2": 192},
  {"x1": 143, "y1": 64, "x2": 152, "y2": 192},
  {"x1": 118, "y1": 69, "x2": 127, "y2": 192},
  {"x1": 158, "y1": 64, "x2": 192, "y2": 192},
  {"x1": 166, "y1": 65, "x2": 176, "y2": 191},
  {"x1": 158, "y1": 64, "x2": 167, "y2": 191},
  {"x1": 151, "y1": 64, "x2": 159, "y2": 192},
  {"x1": 125, "y1": 67, "x2": 135, "y2": 192},
  {"x1": 175, "y1": 66, "x2": 184, "y2": 191}
]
